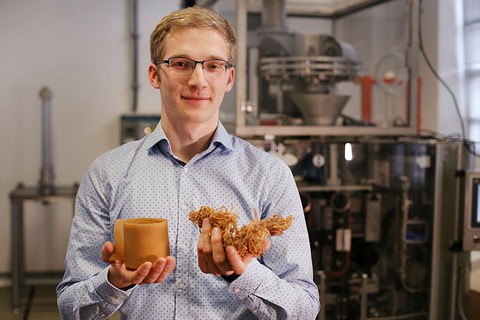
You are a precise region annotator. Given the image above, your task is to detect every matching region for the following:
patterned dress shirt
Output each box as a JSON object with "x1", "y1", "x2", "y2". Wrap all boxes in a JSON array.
[{"x1": 57, "y1": 121, "x2": 320, "y2": 319}]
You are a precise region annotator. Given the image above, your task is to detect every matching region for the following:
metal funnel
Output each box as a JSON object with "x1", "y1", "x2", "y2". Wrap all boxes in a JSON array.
[{"x1": 288, "y1": 93, "x2": 350, "y2": 126}]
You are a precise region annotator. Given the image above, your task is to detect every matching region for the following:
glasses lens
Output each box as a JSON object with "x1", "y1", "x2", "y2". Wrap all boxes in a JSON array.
[
  {"x1": 203, "y1": 60, "x2": 228, "y2": 74},
  {"x1": 169, "y1": 58, "x2": 195, "y2": 74}
]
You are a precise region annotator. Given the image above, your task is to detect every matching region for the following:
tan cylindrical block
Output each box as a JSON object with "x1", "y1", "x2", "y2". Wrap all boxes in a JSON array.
[{"x1": 110, "y1": 218, "x2": 169, "y2": 270}]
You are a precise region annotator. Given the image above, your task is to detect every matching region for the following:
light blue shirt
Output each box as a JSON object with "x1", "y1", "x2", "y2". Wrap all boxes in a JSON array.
[{"x1": 57, "y1": 121, "x2": 320, "y2": 319}]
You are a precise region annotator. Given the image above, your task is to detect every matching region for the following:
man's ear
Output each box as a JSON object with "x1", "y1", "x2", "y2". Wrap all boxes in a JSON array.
[
  {"x1": 225, "y1": 67, "x2": 235, "y2": 92},
  {"x1": 148, "y1": 63, "x2": 160, "y2": 89}
]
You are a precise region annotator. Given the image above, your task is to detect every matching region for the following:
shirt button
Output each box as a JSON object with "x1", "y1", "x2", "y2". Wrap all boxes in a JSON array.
[
  {"x1": 178, "y1": 282, "x2": 187, "y2": 289},
  {"x1": 181, "y1": 203, "x2": 187, "y2": 210},
  {"x1": 234, "y1": 288, "x2": 241, "y2": 293},
  {"x1": 183, "y1": 168, "x2": 189, "y2": 174}
]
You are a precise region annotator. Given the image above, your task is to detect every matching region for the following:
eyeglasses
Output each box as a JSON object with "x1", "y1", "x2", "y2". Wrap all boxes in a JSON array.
[{"x1": 156, "y1": 57, "x2": 233, "y2": 76}]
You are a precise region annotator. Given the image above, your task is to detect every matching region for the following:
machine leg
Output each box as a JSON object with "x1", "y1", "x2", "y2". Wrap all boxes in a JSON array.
[
  {"x1": 10, "y1": 199, "x2": 24, "y2": 313},
  {"x1": 317, "y1": 271, "x2": 326, "y2": 320}
]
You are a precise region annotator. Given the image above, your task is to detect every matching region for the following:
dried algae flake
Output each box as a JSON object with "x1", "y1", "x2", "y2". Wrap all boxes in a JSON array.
[{"x1": 189, "y1": 206, "x2": 293, "y2": 257}]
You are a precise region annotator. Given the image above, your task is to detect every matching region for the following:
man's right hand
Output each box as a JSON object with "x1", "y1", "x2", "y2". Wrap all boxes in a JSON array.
[{"x1": 101, "y1": 241, "x2": 176, "y2": 289}]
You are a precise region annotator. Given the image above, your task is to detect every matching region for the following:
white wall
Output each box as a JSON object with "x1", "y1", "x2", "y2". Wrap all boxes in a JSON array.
[
  {"x1": 418, "y1": 0, "x2": 466, "y2": 135},
  {"x1": 437, "y1": 1, "x2": 466, "y2": 136},
  {"x1": 0, "y1": 0, "x2": 180, "y2": 278},
  {"x1": 334, "y1": 0, "x2": 465, "y2": 134},
  {"x1": 0, "y1": 0, "x2": 464, "y2": 283}
]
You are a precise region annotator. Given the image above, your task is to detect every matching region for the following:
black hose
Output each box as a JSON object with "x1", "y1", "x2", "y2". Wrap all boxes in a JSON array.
[{"x1": 22, "y1": 286, "x2": 36, "y2": 320}]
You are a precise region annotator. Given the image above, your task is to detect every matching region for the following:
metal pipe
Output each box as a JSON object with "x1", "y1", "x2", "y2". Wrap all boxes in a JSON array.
[
  {"x1": 235, "y1": 0, "x2": 248, "y2": 132},
  {"x1": 450, "y1": 142, "x2": 473, "y2": 319},
  {"x1": 317, "y1": 270, "x2": 326, "y2": 320},
  {"x1": 131, "y1": 0, "x2": 139, "y2": 113},
  {"x1": 39, "y1": 87, "x2": 55, "y2": 195},
  {"x1": 406, "y1": 0, "x2": 420, "y2": 131},
  {"x1": 360, "y1": 274, "x2": 368, "y2": 320},
  {"x1": 261, "y1": 0, "x2": 287, "y2": 31}
]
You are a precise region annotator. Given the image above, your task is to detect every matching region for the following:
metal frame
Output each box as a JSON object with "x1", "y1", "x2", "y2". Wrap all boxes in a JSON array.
[
  {"x1": 234, "y1": 0, "x2": 420, "y2": 138},
  {"x1": 9, "y1": 184, "x2": 78, "y2": 313}
]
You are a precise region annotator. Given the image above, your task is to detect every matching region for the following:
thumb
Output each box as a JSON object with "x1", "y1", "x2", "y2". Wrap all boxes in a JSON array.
[
  {"x1": 102, "y1": 241, "x2": 115, "y2": 262},
  {"x1": 264, "y1": 237, "x2": 271, "y2": 252}
]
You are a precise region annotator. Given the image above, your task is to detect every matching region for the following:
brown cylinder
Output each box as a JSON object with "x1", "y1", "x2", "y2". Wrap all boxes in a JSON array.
[{"x1": 111, "y1": 218, "x2": 170, "y2": 270}]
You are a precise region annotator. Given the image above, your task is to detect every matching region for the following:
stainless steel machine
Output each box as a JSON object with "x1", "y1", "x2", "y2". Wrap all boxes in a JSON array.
[
  {"x1": 232, "y1": 0, "x2": 420, "y2": 137},
  {"x1": 236, "y1": 0, "x2": 362, "y2": 131},
  {"x1": 248, "y1": 136, "x2": 474, "y2": 320},
  {"x1": 251, "y1": 0, "x2": 361, "y2": 127},
  {"x1": 219, "y1": 0, "x2": 478, "y2": 319}
]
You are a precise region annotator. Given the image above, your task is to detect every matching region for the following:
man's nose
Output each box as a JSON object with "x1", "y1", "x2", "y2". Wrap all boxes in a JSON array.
[{"x1": 188, "y1": 63, "x2": 208, "y2": 87}]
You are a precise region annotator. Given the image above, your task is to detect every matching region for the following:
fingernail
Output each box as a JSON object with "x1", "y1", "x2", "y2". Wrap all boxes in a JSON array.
[
  {"x1": 202, "y1": 218, "x2": 210, "y2": 227},
  {"x1": 212, "y1": 227, "x2": 220, "y2": 236}
]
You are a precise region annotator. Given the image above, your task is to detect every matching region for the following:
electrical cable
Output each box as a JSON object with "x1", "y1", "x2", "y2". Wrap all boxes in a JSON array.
[
  {"x1": 22, "y1": 286, "x2": 36, "y2": 320},
  {"x1": 418, "y1": 0, "x2": 480, "y2": 157},
  {"x1": 418, "y1": 2, "x2": 478, "y2": 316}
]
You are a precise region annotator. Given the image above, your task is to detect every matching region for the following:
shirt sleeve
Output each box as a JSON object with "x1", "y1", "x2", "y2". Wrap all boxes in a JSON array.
[
  {"x1": 228, "y1": 260, "x2": 319, "y2": 319},
  {"x1": 56, "y1": 159, "x2": 133, "y2": 319},
  {"x1": 58, "y1": 267, "x2": 133, "y2": 319},
  {"x1": 227, "y1": 159, "x2": 321, "y2": 319}
]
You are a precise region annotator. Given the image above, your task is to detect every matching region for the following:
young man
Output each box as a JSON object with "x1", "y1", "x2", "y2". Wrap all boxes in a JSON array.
[{"x1": 57, "y1": 6, "x2": 320, "y2": 319}]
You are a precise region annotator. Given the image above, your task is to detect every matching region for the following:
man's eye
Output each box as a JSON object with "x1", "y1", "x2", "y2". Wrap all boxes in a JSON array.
[
  {"x1": 172, "y1": 60, "x2": 190, "y2": 68},
  {"x1": 206, "y1": 62, "x2": 222, "y2": 71}
]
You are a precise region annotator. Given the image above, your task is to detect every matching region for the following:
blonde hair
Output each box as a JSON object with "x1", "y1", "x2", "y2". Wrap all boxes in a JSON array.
[{"x1": 150, "y1": 6, "x2": 236, "y2": 63}]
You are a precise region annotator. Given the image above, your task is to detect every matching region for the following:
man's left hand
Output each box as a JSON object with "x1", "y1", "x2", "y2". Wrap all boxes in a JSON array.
[{"x1": 197, "y1": 218, "x2": 270, "y2": 277}]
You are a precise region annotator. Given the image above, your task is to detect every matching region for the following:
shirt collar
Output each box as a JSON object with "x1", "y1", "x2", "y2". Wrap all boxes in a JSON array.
[{"x1": 144, "y1": 120, "x2": 233, "y2": 152}]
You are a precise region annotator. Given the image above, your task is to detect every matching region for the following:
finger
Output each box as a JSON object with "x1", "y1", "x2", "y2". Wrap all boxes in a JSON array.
[
  {"x1": 142, "y1": 258, "x2": 166, "y2": 284},
  {"x1": 264, "y1": 237, "x2": 271, "y2": 252},
  {"x1": 211, "y1": 227, "x2": 233, "y2": 273},
  {"x1": 197, "y1": 227, "x2": 214, "y2": 273},
  {"x1": 155, "y1": 256, "x2": 177, "y2": 283},
  {"x1": 199, "y1": 219, "x2": 222, "y2": 274},
  {"x1": 226, "y1": 246, "x2": 249, "y2": 275},
  {"x1": 200, "y1": 218, "x2": 213, "y2": 253},
  {"x1": 102, "y1": 242, "x2": 115, "y2": 262},
  {"x1": 197, "y1": 235, "x2": 210, "y2": 273},
  {"x1": 130, "y1": 262, "x2": 152, "y2": 285}
]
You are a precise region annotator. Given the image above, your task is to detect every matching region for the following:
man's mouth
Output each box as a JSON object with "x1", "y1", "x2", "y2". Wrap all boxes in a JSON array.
[{"x1": 183, "y1": 96, "x2": 209, "y2": 101}]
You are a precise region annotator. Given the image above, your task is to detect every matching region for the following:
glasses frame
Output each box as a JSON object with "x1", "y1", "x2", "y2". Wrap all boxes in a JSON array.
[{"x1": 155, "y1": 57, "x2": 233, "y2": 75}]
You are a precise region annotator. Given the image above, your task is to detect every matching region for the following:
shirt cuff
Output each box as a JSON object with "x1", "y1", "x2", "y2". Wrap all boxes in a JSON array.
[
  {"x1": 91, "y1": 267, "x2": 133, "y2": 305},
  {"x1": 227, "y1": 259, "x2": 267, "y2": 299}
]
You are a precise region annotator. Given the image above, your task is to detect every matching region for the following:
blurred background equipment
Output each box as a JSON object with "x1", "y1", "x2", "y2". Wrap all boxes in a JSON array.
[
  {"x1": 250, "y1": 137, "x2": 474, "y2": 320},
  {"x1": 38, "y1": 87, "x2": 55, "y2": 195},
  {"x1": 120, "y1": 114, "x2": 160, "y2": 144},
  {"x1": 227, "y1": 0, "x2": 478, "y2": 319},
  {"x1": 233, "y1": 0, "x2": 421, "y2": 137},
  {"x1": 9, "y1": 87, "x2": 79, "y2": 312},
  {"x1": 244, "y1": 0, "x2": 361, "y2": 128},
  {"x1": 374, "y1": 52, "x2": 408, "y2": 127}
]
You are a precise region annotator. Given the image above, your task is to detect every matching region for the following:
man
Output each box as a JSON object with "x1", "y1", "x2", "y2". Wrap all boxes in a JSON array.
[{"x1": 57, "y1": 6, "x2": 320, "y2": 319}]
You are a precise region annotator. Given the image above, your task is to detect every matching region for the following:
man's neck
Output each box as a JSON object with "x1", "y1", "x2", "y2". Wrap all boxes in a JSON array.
[{"x1": 162, "y1": 120, "x2": 217, "y2": 163}]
